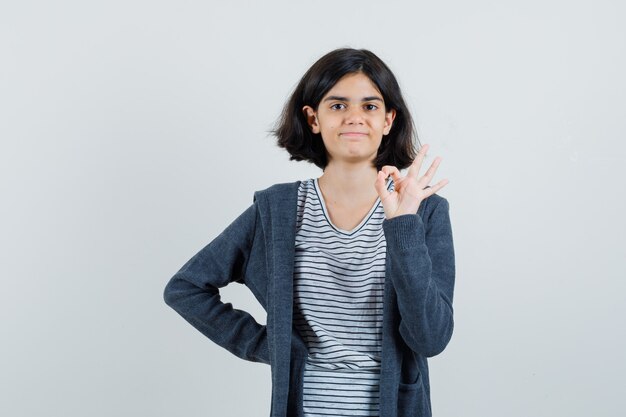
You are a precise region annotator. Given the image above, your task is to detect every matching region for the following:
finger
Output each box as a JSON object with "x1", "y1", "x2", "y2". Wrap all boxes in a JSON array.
[
  {"x1": 374, "y1": 170, "x2": 393, "y2": 200},
  {"x1": 407, "y1": 143, "x2": 429, "y2": 179},
  {"x1": 380, "y1": 165, "x2": 402, "y2": 184},
  {"x1": 418, "y1": 156, "x2": 443, "y2": 186},
  {"x1": 424, "y1": 178, "x2": 449, "y2": 195}
]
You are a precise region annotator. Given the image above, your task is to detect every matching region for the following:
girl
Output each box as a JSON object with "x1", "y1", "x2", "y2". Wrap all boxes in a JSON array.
[{"x1": 164, "y1": 48, "x2": 455, "y2": 417}]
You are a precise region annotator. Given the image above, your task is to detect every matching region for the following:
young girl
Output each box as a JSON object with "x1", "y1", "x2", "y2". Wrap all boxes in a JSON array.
[{"x1": 164, "y1": 48, "x2": 455, "y2": 417}]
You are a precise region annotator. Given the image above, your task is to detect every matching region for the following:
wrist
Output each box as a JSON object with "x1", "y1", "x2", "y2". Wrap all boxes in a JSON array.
[{"x1": 382, "y1": 213, "x2": 425, "y2": 250}]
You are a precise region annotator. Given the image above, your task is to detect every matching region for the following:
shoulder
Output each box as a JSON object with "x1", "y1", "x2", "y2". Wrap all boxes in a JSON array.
[
  {"x1": 253, "y1": 180, "x2": 300, "y2": 197},
  {"x1": 252, "y1": 180, "x2": 302, "y2": 206}
]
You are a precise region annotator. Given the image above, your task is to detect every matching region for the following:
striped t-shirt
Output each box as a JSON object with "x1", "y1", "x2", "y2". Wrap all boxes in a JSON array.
[{"x1": 294, "y1": 177, "x2": 395, "y2": 416}]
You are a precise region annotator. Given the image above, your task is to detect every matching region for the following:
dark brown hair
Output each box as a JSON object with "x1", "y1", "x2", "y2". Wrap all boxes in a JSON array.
[{"x1": 273, "y1": 48, "x2": 419, "y2": 170}]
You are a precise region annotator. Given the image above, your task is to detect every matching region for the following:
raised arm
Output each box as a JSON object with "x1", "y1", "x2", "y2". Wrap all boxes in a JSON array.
[{"x1": 375, "y1": 144, "x2": 455, "y2": 357}]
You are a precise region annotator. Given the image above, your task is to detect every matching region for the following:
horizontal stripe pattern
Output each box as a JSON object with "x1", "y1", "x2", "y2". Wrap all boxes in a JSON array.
[
  {"x1": 302, "y1": 361, "x2": 380, "y2": 416},
  {"x1": 294, "y1": 177, "x2": 394, "y2": 416}
]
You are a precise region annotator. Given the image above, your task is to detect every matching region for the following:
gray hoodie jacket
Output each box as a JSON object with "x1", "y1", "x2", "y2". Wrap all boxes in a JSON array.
[{"x1": 163, "y1": 180, "x2": 456, "y2": 417}]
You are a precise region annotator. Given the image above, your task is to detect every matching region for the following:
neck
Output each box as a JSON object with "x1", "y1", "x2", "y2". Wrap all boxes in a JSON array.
[{"x1": 317, "y1": 160, "x2": 381, "y2": 206}]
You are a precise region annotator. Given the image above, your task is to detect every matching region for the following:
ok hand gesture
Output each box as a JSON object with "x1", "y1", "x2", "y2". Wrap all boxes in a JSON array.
[{"x1": 374, "y1": 144, "x2": 449, "y2": 219}]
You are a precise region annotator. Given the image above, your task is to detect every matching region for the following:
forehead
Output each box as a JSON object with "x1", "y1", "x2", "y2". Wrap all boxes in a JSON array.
[{"x1": 323, "y1": 72, "x2": 382, "y2": 98}]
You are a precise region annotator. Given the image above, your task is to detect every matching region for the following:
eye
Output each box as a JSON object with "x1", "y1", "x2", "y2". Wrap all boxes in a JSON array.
[
  {"x1": 330, "y1": 103, "x2": 346, "y2": 110},
  {"x1": 364, "y1": 103, "x2": 379, "y2": 111}
]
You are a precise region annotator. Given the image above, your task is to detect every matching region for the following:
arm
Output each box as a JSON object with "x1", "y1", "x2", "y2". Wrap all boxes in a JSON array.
[
  {"x1": 163, "y1": 202, "x2": 270, "y2": 364},
  {"x1": 375, "y1": 144, "x2": 455, "y2": 357},
  {"x1": 382, "y1": 197, "x2": 455, "y2": 357}
]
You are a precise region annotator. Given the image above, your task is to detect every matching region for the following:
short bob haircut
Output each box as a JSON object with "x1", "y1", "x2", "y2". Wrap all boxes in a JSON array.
[{"x1": 273, "y1": 48, "x2": 419, "y2": 171}]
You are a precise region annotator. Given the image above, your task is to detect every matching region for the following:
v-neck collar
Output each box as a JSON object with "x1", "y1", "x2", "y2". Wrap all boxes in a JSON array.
[{"x1": 312, "y1": 177, "x2": 393, "y2": 235}]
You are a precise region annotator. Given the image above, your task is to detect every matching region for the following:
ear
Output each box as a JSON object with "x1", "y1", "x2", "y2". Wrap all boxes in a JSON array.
[
  {"x1": 383, "y1": 108, "x2": 396, "y2": 136},
  {"x1": 302, "y1": 105, "x2": 320, "y2": 134}
]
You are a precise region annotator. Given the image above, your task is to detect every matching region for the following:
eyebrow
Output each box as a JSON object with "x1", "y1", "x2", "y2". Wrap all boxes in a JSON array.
[{"x1": 322, "y1": 95, "x2": 384, "y2": 103}]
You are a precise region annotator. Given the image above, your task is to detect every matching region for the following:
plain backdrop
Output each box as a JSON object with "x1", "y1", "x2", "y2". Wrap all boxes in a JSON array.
[{"x1": 1, "y1": 0, "x2": 625, "y2": 416}]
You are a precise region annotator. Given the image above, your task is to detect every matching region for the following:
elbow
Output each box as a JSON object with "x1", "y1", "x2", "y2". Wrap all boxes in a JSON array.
[
  {"x1": 163, "y1": 277, "x2": 179, "y2": 308},
  {"x1": 162, "y1": 274, "x2": 219, "y2": 311},
  {"x1": 401, "y1": 316, "x2": 454, "y2": 358},
  {"x1": 422, "y1": 324, "x2": 454, "y2": 357}
]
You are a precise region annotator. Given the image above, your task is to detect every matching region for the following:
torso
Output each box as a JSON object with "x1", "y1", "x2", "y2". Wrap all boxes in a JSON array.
[{"x1": 294, "y1": 177, "x2": 395, "y2": 416}]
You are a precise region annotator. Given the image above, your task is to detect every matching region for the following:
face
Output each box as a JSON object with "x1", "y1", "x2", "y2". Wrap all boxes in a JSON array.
[{"x1": 303, "y1": 72, "x2": 396, "y2": 167}]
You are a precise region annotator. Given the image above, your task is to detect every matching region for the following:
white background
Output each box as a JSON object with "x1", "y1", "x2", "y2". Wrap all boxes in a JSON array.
[{"x1": 2, "y1": 1, "x2": 625, "y2": 416}]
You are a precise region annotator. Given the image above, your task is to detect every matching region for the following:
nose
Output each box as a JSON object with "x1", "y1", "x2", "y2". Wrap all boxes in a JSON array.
[{"x1": 344, "y1": 107, "x2": 365, "y2": 125}]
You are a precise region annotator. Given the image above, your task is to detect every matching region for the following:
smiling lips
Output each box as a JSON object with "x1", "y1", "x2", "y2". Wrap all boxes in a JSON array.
[{"x1": 339, "y1": 131, "x2": 368, "y2": 138}]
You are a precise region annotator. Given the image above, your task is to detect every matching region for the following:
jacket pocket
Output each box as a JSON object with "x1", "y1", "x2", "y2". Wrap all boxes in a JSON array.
[{"x1": 397, "y1": 371, "x2": 430, "y2": 417}]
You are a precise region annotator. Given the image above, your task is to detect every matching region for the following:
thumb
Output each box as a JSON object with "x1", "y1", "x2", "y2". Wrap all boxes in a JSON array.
[{"x1": 374, "y1": 170, "x2": 392, "y2": 201}]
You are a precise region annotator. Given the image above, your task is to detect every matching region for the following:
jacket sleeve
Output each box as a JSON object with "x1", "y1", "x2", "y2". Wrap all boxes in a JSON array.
[
  {"x1": 382, "y1": 197, "x2": 455, "y2": 357},
  {"x1": 163, "y1": 201, "x2": 270, "y2": 364}
]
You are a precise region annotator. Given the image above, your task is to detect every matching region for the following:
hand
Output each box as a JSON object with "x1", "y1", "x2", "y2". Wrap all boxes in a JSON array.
[{"x1": 374, "y1": 144, "x2": 449, "y2": 219}]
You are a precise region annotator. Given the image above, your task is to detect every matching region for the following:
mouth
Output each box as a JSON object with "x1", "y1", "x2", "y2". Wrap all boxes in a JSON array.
[{"x1": 340, "y1": 132, "x2": 368, "y2": 138}]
